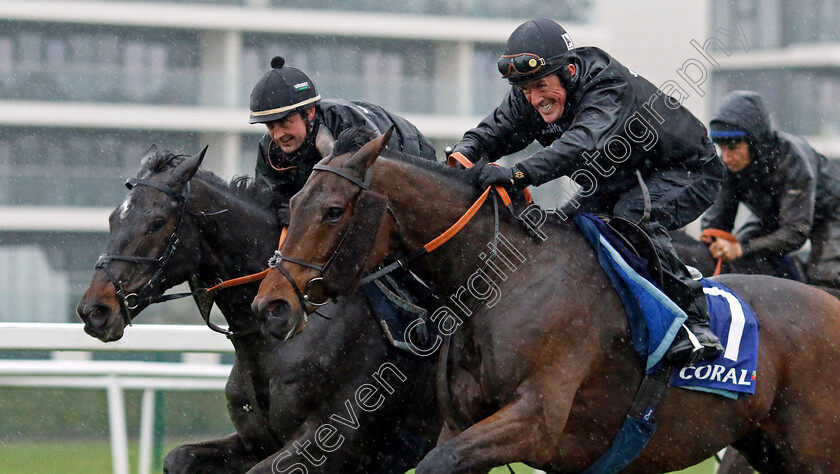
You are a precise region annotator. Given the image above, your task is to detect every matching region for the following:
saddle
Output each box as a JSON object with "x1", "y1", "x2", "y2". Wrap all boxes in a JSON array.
[
  {"x1": 604, "y1": 216, "x2": 665, "y2": 287},
  {"x1": 362, "y1": 270, "x2": 439, "y2": 354}
]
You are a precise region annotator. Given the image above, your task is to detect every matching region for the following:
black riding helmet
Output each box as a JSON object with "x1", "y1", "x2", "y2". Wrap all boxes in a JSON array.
[
  {"x1": 497, "y1": 18, "x2": 578, "y2": 87},
  {"x1": 249, "y1": 56, "x2": 321, "y2": 124}
]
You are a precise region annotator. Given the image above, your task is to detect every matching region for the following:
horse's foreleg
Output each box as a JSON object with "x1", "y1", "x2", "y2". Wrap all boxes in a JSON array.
[
  {"x1": 415, "y1": 394, "x2": 555, "y2": 474},
  {"x1": 244, "y1": 416, "x2": 369, "y2": 474},
  {"x1": 163, "y1": 432, "x2": 262, "y2": 474}
]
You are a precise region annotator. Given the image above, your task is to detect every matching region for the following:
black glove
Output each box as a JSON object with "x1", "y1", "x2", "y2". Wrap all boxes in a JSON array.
[{"x1": 475, "y1": 163, "x2": 531, "y2": 191}]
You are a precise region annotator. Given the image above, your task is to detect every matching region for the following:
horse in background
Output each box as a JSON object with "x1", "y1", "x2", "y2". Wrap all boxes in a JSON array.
[
  {"x1": 76, "y1": 145, "x2": 440, "y2": 473},
  {"x1": 253, "y1": 129, "x2": 840, "y2": 473}
]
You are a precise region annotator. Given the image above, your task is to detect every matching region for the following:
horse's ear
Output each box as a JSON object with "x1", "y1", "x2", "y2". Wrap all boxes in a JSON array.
[
  {"x1": 172, "y1": 145, "x2": 209, "y2": 185},
  {"x1": 345, "y1": 126, "x2": 393, "y2": 173},
  {"x1": 139, "y1": 144, "x2": 159, "y2": 170},
  {"x1": 315, "y1": 125, "x2": 335, "y2": 159}
]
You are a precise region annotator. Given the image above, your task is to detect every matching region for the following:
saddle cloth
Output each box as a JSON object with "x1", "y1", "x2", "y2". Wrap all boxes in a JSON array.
[
  {"x1": 671, "y1": 279, "x2": 758, "y2": 398},
  {"x1": 574, "y1": 214, "x2": 758, "y2": 399}
]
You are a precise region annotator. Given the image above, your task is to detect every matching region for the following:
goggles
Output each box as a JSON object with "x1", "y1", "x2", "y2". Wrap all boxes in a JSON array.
[{"x1": 497, "y1": 53, "x2": 552, "y2": 78}]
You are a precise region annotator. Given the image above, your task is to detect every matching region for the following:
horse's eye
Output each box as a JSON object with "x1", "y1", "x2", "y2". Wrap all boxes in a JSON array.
[
  {"x1": 324, "y1": 207, "x2": 344, "y2": 223},
  {"x1": 148, "y1": 218, "x2": 167, "y2": 234}
]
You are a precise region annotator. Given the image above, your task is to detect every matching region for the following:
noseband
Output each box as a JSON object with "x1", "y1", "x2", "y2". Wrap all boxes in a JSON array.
[
  {"x1": 95, "y1": 177, "x2": 190, "y2": 326},
  {"x1": 268, "y1": 164, "x2": 390, "y2": 310}
]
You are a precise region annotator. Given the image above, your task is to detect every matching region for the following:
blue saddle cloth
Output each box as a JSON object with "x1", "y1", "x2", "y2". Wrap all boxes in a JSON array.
[
  {"x1": 672, "y1": 279, "x2": 758, "y2": 398},
  {"x1": 574, "y1": 214, "x2": 758, "y2": 399}
]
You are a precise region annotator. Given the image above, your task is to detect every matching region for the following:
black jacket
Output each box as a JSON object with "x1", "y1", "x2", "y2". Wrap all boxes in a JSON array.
[
  {"x1": 452, "y1": 47, "x2": 716, "y2": 196},
  {"x1": 255, "y1": 99, "x2": 437, "y2": 198},
  {"x1": 702, "y1": 91, "x2": 840, "y2": 257}
]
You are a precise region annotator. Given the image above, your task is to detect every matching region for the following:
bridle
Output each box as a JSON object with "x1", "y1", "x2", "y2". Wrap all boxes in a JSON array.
[
  {"x1": 95, "y1": 177, "x2": 193, "y2": 327},
  {"x1": 267, "y1": 159, "x2": 513, "y2": 313},
  {"x1": 267, "y1": 163, "x2": 390, "y2": 311}
]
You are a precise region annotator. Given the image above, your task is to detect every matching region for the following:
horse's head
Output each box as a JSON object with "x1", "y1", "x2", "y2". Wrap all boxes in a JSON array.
[
  {"x1": 76, "y1": 144, "x2": 207, "y2": 341},
  {"x1": 253, "y1": 129, "x2": 396, "y2": 340}
]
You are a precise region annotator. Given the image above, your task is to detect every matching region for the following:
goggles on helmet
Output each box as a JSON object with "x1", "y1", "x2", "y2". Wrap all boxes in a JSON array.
[{"x1": 497, "y1": 53, "x2": 558, "y2": 79}]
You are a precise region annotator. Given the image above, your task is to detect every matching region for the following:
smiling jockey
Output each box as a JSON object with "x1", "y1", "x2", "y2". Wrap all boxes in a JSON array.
[{"x1": 451, "y1": 19, "x2": 725, "y2": 366}]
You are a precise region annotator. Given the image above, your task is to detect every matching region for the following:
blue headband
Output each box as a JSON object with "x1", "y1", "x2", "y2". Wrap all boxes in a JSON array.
[{"x1": 709, "y1": 130, "x2": 747, "y2": 138}]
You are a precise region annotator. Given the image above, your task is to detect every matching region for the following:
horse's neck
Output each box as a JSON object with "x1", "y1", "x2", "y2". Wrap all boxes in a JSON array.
[
  {"x1": 190, "y1": 179, "x2": 278, "y2": 333},
  {"x1": 378, "y1": 159, "x2": 581, "y2": 289},
  {"x1": 193, "y1": 179, "x2": 280, "y2": 276}
]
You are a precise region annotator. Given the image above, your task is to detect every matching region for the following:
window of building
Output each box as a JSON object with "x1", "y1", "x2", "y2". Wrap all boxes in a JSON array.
[
  {"x1": 0, "y1": 21, "x2": 201, "y2": 105},
  {"x1": 0, "y1": 128, "x2": 199, "y2": 207},
  {"x1": 472, "y1": 44, "x2": 510, "y2": 115},
  {"x1": 264, "y1": 0, "x2": 592, "y2": 20},
  {"x1": 242, "y1": 34, "x2": 434, "y2": 114},
  {"x1": 714, "y1": 68, "x2": 840, "y2": 137}
]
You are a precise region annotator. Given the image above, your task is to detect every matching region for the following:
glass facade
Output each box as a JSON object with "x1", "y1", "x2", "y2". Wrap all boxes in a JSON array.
[
  {"x1": 472, "y1": 44, "x2": 513, "y2": 117},
  {"x1": 714, "y1": 68, "x2": 840, "y2": 137},
  {"x1": 711, "y1": 0, "x2": 840, "y2": 140},
  {"x1": 0, "y1": 127, "x2": 199, "y2": 206},
  {"x1": 242, "y1": 34, "x2": 441, "y2": 113},
  {"x1": 712, "y1": 0, "x2": 839, "y2": 50},
  {"x1": 0, "y1": 22, "x2": 202, "y2": 105},
  {"x1": 79, "y1": 0, "x2": 593, "y2": 21},
  {"x1": 1, "y1": 21, "x2": 514, "y2": 116},
  {"x1": 0, "y1": 231, "x2": 104, "y2": 322}
]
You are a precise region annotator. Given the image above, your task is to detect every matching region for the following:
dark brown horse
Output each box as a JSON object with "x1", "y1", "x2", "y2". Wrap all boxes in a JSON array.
[
  {"x1": 76, "y1": 145, "x2": 440, "y2": 473},
  {"x1": 252, "y1": 130, "x2": 840, "y2": 473}
]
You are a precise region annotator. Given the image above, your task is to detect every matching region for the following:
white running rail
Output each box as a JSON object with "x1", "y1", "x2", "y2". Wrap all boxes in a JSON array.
[{"x1": 0, "y1": 322, "x2": 234, "y2": 474}]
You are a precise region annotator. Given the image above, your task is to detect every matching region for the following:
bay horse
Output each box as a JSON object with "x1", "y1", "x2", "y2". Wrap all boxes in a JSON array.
[
  {"x1": 252, "y1": 129, "x2": 840, "y2": 473},
  {"x1": 76, "y1": 145, "x2": 440, "y2": 473}
]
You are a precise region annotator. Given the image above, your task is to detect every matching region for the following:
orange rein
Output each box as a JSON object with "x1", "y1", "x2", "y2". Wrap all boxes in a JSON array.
[
  {"x1": 208, "y1": 152, "x2": 530, "y2": 291},
  {"x1": 205, "y1": 227, "x2": 287, "y2": 292},
  {"x1": 700, "y1": 228, "x2": 738, "y2": 276}
]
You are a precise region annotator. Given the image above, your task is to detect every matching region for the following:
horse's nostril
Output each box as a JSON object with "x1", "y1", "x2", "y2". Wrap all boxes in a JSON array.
[
  {"x1": 265, "y1": 299, "x2": 291, "y2": 317},
  {"x1": 90, "y1": 304, "x2": 111, "y2": 322}
]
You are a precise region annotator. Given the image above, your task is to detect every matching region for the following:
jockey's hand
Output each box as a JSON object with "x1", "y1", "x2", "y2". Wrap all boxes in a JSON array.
[
  {"x1": 475, "y1": 163, "x2": 530, "y2": 191},
  {"x1": 709, "y1": 239, "x2": 742, "y2": 261}
]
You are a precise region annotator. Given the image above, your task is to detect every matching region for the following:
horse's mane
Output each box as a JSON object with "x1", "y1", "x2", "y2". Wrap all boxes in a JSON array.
[
  {"x1": 332, "y1": 128, "x2": 478, "y2": 183},
  {"x1": 143, "y1": 147, "x2": 279, "y2": 210}
]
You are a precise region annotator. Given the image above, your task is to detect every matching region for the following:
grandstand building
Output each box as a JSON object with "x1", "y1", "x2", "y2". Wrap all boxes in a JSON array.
[{"x1": 4, "y1": 1, "x2": 836, "y2": 321}]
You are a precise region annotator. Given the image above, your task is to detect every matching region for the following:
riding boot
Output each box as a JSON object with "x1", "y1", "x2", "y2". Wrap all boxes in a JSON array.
[
  {"x1": 665, "y1": 291, "x2": 724, "y2": 366},
  {"x1": 640, "y1": 224, "x2": 723, "y2": 366}
]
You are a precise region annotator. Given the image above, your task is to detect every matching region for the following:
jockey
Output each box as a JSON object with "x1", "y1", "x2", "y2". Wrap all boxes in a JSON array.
[
  {"x1": 249, "y1": 56, "x2": 437, "y2": 198},
  {"x1": 451, "y1": 18, "x2": 725, "y2": 366},
  {"x1": 249, "y1": 57, "x2": 439, "y2": 348},
  {"x1": 702, "y1": 90, "x2": 840, "y2": 288}
]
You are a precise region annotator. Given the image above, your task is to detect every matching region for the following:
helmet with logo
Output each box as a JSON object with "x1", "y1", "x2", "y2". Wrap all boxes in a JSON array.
[
  {"x1": 497, "y1": 18, "x2": 578, "y2": 86},
  {"x1": 249, "y1": 56, "x2": 321, "y2": 124}
]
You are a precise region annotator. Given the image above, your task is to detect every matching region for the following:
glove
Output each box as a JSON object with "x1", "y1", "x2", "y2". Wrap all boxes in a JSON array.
[{"x1": 475, "y1": 163, "x2": 531, "y2": 191}]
